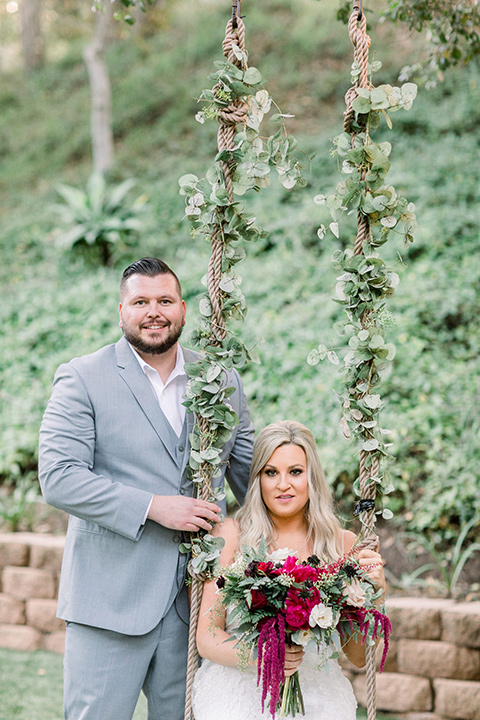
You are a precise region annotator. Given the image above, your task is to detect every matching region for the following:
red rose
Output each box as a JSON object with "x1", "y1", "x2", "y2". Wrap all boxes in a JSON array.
[{"x1": 249, "y1": 589, "x2": 269, "y2": 609}]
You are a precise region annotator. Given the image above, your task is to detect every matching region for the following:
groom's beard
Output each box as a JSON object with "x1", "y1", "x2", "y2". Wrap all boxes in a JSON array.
[{"x1": 123, "y1": 320, "x2": 184, "y2": 356}]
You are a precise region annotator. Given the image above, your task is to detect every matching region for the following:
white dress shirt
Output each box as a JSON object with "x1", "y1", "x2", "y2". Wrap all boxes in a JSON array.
[
  {"x1": 129, "y1": 343, "x2": 188, "y2": 524},
  {"x1": 129, "y1": 343, "x2": 188, "y2": 437}
]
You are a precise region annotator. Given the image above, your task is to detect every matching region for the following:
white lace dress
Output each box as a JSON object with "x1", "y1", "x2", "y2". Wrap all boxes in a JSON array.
[{"x1": 192, "y1": 621, "x2": 357, "y2": 720}]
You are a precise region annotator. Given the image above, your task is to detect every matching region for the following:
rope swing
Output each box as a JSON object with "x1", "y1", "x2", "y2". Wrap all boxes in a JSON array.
[
  {"x1": 182, "y1": 0, "x2": 418, "y2": 718},
  {"x1": 343, "y1": 7, "x2": 379, "y2": 718},
  {"x1": 315, "y1": 0, "x2": 417, "y2": 716}
]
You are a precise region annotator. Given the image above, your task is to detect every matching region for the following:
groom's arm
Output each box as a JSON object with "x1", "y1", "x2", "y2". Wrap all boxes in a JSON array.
[
  {"x1": 39, "y1": 362, "x2": 223, "y2": 538},
  {"x1": 38, "y1": 364, "x2": 152, "y2": 540},
  {"x1": 38, "y1": 362, "x2": 154, "y2": 541}
]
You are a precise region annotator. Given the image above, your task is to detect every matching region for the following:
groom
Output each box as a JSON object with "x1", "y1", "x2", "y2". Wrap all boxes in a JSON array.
[{"x1": 38, "y1": 257, "x2": 254, "y2": 720}]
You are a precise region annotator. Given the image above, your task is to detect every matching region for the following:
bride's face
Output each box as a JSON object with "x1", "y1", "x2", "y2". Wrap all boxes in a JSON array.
[{"x1": 260, "y1": 443, "x2": 309, "y2": 521}]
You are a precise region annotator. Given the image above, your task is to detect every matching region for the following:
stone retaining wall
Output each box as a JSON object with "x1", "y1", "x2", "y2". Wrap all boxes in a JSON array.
[
  {"x1": 342, "y1": 597, "x2": 480, "y2": 720},
  {"x1": 1, "y1": 534, "x2": 479, "y2": 719},
  {"x1": 0, "y1": 532, "x2": 65, "y2": 653}
]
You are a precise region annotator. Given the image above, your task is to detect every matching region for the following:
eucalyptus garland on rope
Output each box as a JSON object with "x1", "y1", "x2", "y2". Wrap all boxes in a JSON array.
[
  {"x1": 178, "y1": 13, "x2": 305, "y2": 580},
  {"x1": 308, "y1": 4, "x2": 417, "y2": 719},
  {"x1": 178, "y1": 6, "x2": 306, "y2": 719}
]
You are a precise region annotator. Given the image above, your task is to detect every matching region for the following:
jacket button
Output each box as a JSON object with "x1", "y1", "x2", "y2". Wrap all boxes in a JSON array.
[
  {"x1": 178, "y1": 445, "x2": 185, "y2": 452},
  {"x1": 173, "y1": 535, "x2": 180, "y2": 543},
  {"x1": 179, "y1": 488, "x2": 186, "y2": 495}
]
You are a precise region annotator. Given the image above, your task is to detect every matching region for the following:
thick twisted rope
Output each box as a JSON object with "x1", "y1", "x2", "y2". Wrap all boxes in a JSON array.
[
  {"x1": 208, "y1": 17, "x2": 248, "y2": 340},
  {"x1": 343, "y1": 6, "x2": 370, "y2": 134},
  {"x1": 183, "y1": 14, "x2": 248, "y2": 720},
  {"x1": 344, "y1": 4, "x2": 377, "y2": 720}
]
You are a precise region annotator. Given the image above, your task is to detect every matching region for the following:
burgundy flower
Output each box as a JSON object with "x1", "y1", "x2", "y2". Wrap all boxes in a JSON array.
[
  {"x1": 249, "y1": 589, "x2": 270, "y2": 610},
  {"x1": 285, "y1": 586, "x2": 322, "y2": 629},
  {"x1": 285, "y1": 603, "x2": 310, "y2": 629},
  {"x1": 245, "y1": 560, "x2": 260, "y2": 577},
  {"x1": 216, "y1": 576, "x2": 226, "y2": 589}
]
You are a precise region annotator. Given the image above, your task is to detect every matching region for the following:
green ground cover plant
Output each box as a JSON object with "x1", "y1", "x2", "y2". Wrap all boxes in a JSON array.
[
  {"x1": 0, "y1": 0, "x2": 479, "y2": 574},
  {"x1": 0, "y1": 648, "x2": 146, "y2": 720}
]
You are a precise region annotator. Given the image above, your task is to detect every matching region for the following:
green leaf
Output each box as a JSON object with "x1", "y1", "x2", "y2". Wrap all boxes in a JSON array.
[
  {"x1": 327, "y1": 350, "x2": 340, "y2": 365},
  {"x1": 362, "y1": 439, "x2": 379, "y2": 451},
  {"x1": 329, "y1": 222, "x2": 339, "y2": 238},
  {"x1": 178, "y1": 173, "x2": 199, "y2": 188},
  {"x1": 352, "y1": 96, "x2": 371, "y2": 114},
  {"x1": 363, "y1": 394, "x2": 382, "y2": 409},
  {"x1": 381, "y1": 216, "x2": 397, "y2": 228},
  {"x1": 307, "y1": 349, "x2": 320, "y2": 366},
  {"x1": 243, "y1": 67, "x2": 263, "y2": 86},
  {"x1": 370, "y1": 88, "x2": 389, "y2": 109},
  {"x1": 356, "y1": 88, "x2": 371, "y2": 99},
  {"x1": 199, "y1": 298, "x2": 212, "y2": 317}
]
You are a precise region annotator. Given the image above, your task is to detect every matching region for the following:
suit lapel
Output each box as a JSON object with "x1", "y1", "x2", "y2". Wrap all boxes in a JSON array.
[{"x1": 115, "y1": 337, "x2": 178, "y2": 466}]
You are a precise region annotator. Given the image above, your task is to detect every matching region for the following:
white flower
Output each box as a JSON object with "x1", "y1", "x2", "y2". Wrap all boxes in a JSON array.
[
  {"x1": 342, "y1": 578, "x2": 367, "y2": 608},
  {"x1": 267, "y1": 547, "x2": 295, "y2": 563},
  {"x1": 292, "y1": 628, "x2": 314, "y2": 647},
  {"x1": 309, "y1": 603, "x2": 334, "y2": 629}
]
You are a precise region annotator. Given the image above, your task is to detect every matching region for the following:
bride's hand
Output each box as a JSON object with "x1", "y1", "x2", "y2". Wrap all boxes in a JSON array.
[
  {"x1": 356, "y1": 548, "x2": 386, "y2": 595},
  {"x1": 284, "y1": 644, "x2": 305, "y2": 677}
]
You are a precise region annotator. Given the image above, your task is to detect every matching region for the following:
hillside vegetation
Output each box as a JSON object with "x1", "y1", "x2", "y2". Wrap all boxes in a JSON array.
[{"x1": 1, "y1": 0, "x2": 479, "y2": 565}]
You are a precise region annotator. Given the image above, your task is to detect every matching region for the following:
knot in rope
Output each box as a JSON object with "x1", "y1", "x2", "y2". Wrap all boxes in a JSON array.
[
  {"x1": 187, "y1": 562, "x2": 210, "y2": 584},
  {"x1": 216, "y1": 16, "x2": 249, "y2": 152},
  {"x1": 343, "y1": 8, "x2": 371, "y2": 133}
]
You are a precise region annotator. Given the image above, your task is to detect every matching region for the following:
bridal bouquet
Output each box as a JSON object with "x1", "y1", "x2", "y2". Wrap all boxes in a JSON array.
[{"x1": 215, "y1": 540, "x2": 391, "y2": 718}]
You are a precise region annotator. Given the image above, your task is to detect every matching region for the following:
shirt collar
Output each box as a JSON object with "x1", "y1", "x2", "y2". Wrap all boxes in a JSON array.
[{"x1": 128, "y1": 343, "x2": 186, "y2": 384}]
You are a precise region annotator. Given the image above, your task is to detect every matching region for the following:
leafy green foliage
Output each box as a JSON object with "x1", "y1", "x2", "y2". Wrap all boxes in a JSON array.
[
  {"x1": 0, "y1": 476, "x2": 41, "y2": 532},
  {"x1": 179, "y1": 532, "x2": 226, "y2": 579},
  {"x1": 308, "y1": 57, "x2": 417, "y2": 529},
  {"x1": 382, "y1": 0, "x2": 480, "y2": 77},
  {"x1": 179, "y1": 41, "x2": 306, "y2": 500},
  {"x1": 53, "y1": 173, "x2": 148, "y2": 266},
  {"x1": 397, "y1": 517, "x2": 480, "y2": 598},
  {"x1": 178, "y1": 38, "x2": 306, "y2": 575},
  {"x1": 336, "y1": 0, "x2": 480, "y2": 83}
]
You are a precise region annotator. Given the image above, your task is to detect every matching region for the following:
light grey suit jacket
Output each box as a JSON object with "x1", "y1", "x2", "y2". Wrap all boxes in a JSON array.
[{"x1": 38, "y1": 337, "x2": 254, "y2": 636}]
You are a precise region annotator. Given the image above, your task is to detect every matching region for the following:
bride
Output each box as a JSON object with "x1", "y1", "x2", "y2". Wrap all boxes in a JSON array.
[{"x1": 192, "y1": 420, "x2": 386, "y2": 720}]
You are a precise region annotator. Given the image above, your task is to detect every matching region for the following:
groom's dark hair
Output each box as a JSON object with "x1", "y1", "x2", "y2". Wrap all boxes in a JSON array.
[{"x1": 120, "y1": 257, "x2": 182, "y2": 298}]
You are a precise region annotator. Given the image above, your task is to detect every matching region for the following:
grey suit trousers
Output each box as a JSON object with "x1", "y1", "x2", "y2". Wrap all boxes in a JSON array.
[{"x1": 64, "y1": 592, "x2": 189, "y2": 720}]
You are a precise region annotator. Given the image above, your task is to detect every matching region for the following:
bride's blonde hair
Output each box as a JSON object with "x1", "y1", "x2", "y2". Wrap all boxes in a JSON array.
[{"x1": 235, "y1": 420, "x2": 341, "y2": 562}]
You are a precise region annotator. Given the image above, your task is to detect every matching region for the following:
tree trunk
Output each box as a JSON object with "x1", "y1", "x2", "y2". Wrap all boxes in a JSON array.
[
  {"x1": 83, "y1": 3, "x2": 114, "y2": 175},
  {"x1": 20, "y1": 0, "x2": 45, "y2": 71}
]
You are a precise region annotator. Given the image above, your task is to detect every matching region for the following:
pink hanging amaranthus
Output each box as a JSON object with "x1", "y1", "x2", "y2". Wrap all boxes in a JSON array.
[{"x1": 257, "y1": 614, "x2": 286, "y2": 717}]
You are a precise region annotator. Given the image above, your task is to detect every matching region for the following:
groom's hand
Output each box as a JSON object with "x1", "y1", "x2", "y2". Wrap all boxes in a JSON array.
[{"x1": 147, "y1": 494, "x2": 222, "y2": 532}]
